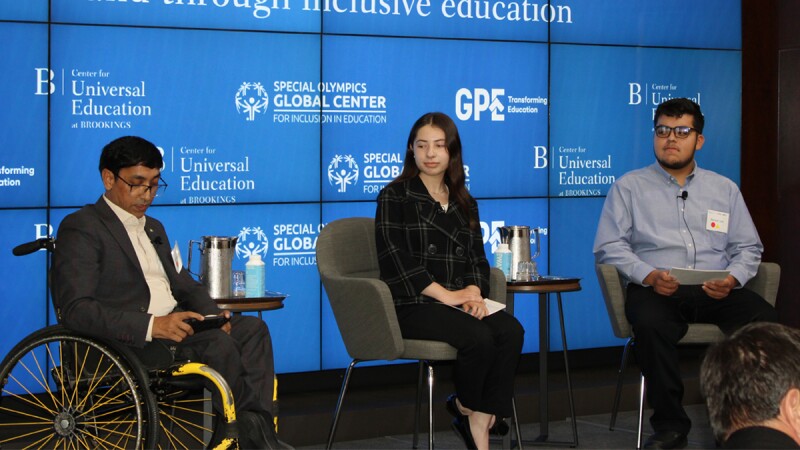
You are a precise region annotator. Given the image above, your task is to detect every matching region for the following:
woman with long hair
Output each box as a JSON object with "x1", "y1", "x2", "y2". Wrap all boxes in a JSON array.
[{"x1": 375, "y1": 112, "x2": 524, "y2": 450}]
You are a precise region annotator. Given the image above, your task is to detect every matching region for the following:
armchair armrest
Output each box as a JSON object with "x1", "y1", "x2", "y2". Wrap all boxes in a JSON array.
[
  {"x1": 321, "y1": 274, "x2": 404, "y2": 361},
  {"x1": 743, "y1": 262, "x2": 781, "y2": 307},
  {"x1": 489, "y1": 267, "x2": 508, "y2": 305}
]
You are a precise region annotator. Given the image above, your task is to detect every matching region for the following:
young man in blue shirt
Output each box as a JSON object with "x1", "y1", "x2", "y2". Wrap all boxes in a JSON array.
[{"x1": 594, "y1": 98, "x2": 778, "y2": 449}]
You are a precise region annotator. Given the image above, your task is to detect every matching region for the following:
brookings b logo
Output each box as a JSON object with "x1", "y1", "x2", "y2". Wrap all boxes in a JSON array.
[
  {"x1": 327, "y1": 155, "x2": 359, "y2": 193},
  {"x1": 236, "y1": 226, "x2": 270, "y2": 259},
  {"x1": 235, "y1": 82, "x2": 269, "y2": 122}
]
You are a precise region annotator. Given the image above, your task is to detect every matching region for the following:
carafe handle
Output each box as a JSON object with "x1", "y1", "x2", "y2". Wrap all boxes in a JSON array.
[
  {"x1": 187, "y1": 239, "x2": 202, "y2": 278},
  {"x1": 532, "y1": 228, "x2": 541, "y2": 260}
]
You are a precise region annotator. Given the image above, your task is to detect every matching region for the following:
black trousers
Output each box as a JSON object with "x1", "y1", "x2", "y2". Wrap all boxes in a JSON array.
[
  {"x1": 175, "y1": 315, "x2": 276, "y2": 416},
  {"x1": 625, "y1": 284, "x2": 777, "y2": 434},
  {"x1": 396, "y1": 304, "x2": 524, "y2": 418}
]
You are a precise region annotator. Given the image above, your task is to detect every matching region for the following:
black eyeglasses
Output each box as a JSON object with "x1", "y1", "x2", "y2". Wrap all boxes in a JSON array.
[
  {"x1": 655, "y1": 125, "x2": 699, "y2": 139},
  {"x1": 116, "y1": 175, "x2": 168, "y2": 197}
]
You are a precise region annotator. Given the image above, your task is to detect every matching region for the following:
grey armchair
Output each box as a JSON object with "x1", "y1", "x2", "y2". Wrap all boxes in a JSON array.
[
  {"x1": 596, "y1": 262, "x2": 781, "y2": 449},
  {"x1": 317, "y1": 217, "x2": 517, "y2": 449}
]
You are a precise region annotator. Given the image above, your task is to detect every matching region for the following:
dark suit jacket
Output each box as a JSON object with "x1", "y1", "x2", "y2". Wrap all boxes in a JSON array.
[
  {"x1": 52, "y1": 196, "x2": 219, "y2": 348},
  {"x1": 723, "y1": 426, "x2": 800, "y2": 449},
  {"x1": 375, "y1": 176, "x2": 490, "y2": 305}
]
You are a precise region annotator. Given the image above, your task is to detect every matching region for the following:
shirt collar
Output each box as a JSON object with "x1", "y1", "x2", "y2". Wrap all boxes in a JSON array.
[
  {"x1": 103, "y1": 194, "x2": 146, "y2": 229},
  {"x1": 650, "y1": 161, "x2": 699, "y2": 186}
]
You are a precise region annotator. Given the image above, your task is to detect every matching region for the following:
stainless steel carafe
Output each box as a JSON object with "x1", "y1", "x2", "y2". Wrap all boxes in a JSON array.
[
  {"x1": 500, "y1": 226, "x2": 541, "y2": 281},
  {"x1": 187, "y1": 236, "x2": 238, "y2": 299}
]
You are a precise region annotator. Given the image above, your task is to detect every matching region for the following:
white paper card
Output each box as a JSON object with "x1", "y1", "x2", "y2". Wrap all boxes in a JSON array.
[
  {"x1": 669, "y1": 267, "x2": 729, "y2": 285},
  {"x1": 484, "y1": 298, "x2": 507, "y2": 315},
  {"x1": 172, "y1": 241, "x2": 183, "y2": 273},
  {"x1": 448, "y1": 298, "x2": 506, "y2": 316}
]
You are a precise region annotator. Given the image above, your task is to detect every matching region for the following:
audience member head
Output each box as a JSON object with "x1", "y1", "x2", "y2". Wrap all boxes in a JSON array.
[{"x1": 701, "y1": 322, "x2": 800, "y2": 444}]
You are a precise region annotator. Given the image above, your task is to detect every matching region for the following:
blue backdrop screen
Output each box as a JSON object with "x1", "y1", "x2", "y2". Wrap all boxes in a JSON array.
[
  {"x1": 1, "y1": 0, "x2": 743, "y2": 374},
  {"x1": 549, "y1": 45, "x2": 742, "y2": 198},
  {"x1": 0, "y1": 2, "x2": 47, "y2": 21},
  {"x1": 321, "y1": 36, "x2": 548, "y2": 201},
  {"x1": 1, "y1": 23, "x2": 48, "y2": 208}
]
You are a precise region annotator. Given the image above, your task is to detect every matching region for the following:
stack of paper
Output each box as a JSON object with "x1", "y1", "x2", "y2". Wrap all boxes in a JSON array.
[{"x1": 668, "y1": 268, "x2": 730, "y2": 285}]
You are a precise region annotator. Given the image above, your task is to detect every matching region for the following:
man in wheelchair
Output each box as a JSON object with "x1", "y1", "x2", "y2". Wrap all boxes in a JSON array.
[{"x1": 51, "y1": 135, "x2": 290, "y2": 449}]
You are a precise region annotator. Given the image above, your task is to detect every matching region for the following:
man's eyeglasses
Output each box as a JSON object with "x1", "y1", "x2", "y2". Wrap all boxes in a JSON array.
[
  {"x1": 654, "y1": 125, "x2": 699, "y2": 139},
  {"x1": 116, "y1": 175, "x2": 168, "y2": 197}
]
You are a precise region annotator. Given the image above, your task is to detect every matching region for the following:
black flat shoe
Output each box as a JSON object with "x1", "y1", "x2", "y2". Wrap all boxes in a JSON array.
[
  {"x1": 490, "y1": 418, "x2": 510, "y2": 436},
  {"x1": 643, "y1": 430, "x2": 688, "y2": 449},
  {"x1": 451, "y1": 417, "x2": 477, "y2": 450},
  {"x1": 446, "y1": 394, "x2": 464, "y2": 420},
  {"x1": 446, "y1": 394, "x2": 509, "y2": 436}
]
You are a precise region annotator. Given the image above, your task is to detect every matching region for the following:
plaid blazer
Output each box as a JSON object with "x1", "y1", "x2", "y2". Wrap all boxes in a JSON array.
[{"x1": 375, "y1": 176, "x2": 490, "y2": 306}]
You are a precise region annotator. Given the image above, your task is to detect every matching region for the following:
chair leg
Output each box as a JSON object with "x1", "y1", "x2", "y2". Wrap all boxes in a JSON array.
[
  {"x1": 427, "y1": 362, "x2": 435, "y2": 450},
  {"x1": 610, "y1": 337, "x2": 634, "y2": 430},
  {"x1": 326, "y1": 359, "x2": 360, "y2": 450},
  {"x1": 512, "y1": 396, "x2": 524, "y2": 450},
  {"x1": 556, "y1": 294, "x2": 579, "y2": 447},
  {"x1": 637, "y1": 373, "x2": 646, "y2": 450},
  {"x1": 413, "y1": 361, "x2": 425, "y2": 449}
]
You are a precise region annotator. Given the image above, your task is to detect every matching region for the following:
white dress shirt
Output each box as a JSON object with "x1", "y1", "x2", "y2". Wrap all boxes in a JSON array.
[{"x1": 103, "y1": 195, "x2": 177, "y2": 340}]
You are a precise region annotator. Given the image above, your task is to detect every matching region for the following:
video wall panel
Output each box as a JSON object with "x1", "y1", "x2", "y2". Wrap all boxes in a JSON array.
[
  {"x1": 550, "y1": 0, "x2": 741, "y2": 49},
  {"x1": 51, "y1": 0, "x2": 321, "y2": 33},
  {"x1": 321, "y1": 36, "x2": 548, "y2": 202},
  {"x1": 549, "y1": 196, "x2": 619, "y2": 350},
  {"x1": 49, "y1": 25, "x2": 321, "y2": 207},
  {"x1": 1, "y1": 1, "x2": 744, "y2": 374},
  {"x1": 148, "y1": 203, "x2": 322, "y2": 374},
  {"x1": 0, "y1": 209, "x2": 49, "y2": 361},
  {"x1": 549, "y1": 45, "x2": 742, "y2": 198},
  {"x1": 320, "y1": 0, "x2": 560, "y2": 41},
  {"x1": 1, "y1": 22, "x2": 48, "y2": 208},
  {"x1": 0, "y1": 2, "x2": 47, "y2": 21}
]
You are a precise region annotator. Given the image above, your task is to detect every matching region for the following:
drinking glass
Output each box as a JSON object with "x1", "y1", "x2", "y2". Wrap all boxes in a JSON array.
[
  {"x1": 516, "y1": 261, "x2": 539, "y2": 282},
  {"x1": 232, "y1": 270, "x2": 246, "y2": 297}
]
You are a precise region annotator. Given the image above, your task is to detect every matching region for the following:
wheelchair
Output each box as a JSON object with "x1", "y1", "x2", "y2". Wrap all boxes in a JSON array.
[{"x1": 0, "y1": 238, "x2": 239, "y2": 449}]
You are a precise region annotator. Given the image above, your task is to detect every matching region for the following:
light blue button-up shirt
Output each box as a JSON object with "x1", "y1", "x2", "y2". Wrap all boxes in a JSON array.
[{"x1": 593, "y1": 162, "x2": 762, "y2": 287}]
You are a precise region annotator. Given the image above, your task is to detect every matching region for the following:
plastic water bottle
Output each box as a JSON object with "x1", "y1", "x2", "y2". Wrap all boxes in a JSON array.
[
  {"x1": 245, "y1": 253, "x2": 265, "y2": 298},
  {"x1": 494, "y1": 243, "x2": 512, "y2": 281}
]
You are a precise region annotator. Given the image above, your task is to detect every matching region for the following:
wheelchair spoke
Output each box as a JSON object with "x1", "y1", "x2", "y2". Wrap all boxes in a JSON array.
[
  {"x1": 4, "y1": 357, "x2": 62, "y2": 415},
  {"x1": 159, "y1": 408, "x2": 208, "y2": 447},
  {"x1": 79, "y1": 427, "x2": 130, "y2": 450},
  {"x1": 158, "y1": 421, "x2": 186, "y2": 449},
  {"x1": 0, "y1": 421, "x2": 56, "y2": 446}
]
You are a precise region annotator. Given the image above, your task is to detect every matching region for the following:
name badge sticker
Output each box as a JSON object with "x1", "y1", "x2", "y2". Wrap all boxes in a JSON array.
[{"x1": 706, "y1": 210, "x2": 729, "y2": 233}]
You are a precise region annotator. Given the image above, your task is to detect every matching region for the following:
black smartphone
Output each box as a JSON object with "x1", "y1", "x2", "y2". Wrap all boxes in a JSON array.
[{"x1": 184, "y1": 315, "x2": 230, "y2": 333}]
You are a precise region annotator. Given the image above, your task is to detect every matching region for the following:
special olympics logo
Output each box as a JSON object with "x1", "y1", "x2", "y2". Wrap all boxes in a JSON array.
[
  {"x1": 327, "y1": 154, "x2": 359, "y2": 193},
  {"x1": 455, "y1": 88, "x2": 505, "y2": 122},
  {"x1": 235, "y1": 226, "x2": 270, "y2": 260},
  {"x1": 235, "y1": 82, "x2": 269, "y2": 122}
]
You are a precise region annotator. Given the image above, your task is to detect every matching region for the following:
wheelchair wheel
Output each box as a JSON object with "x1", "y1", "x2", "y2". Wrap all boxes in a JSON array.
[
  {"x1": 153, "y1": 381, "x2": 222, "y2": 449},
  {"x1": 153, "y1": 362, "x2": 236, "y2": 449},
  {"x1": 0, "y1": 325, "x2": 159, "y2": 449}
]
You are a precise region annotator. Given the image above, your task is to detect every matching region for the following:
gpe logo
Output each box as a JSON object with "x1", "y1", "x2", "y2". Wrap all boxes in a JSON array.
[{"x1": 455, "y1": 88, "x2": 505, "y2": 121}]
